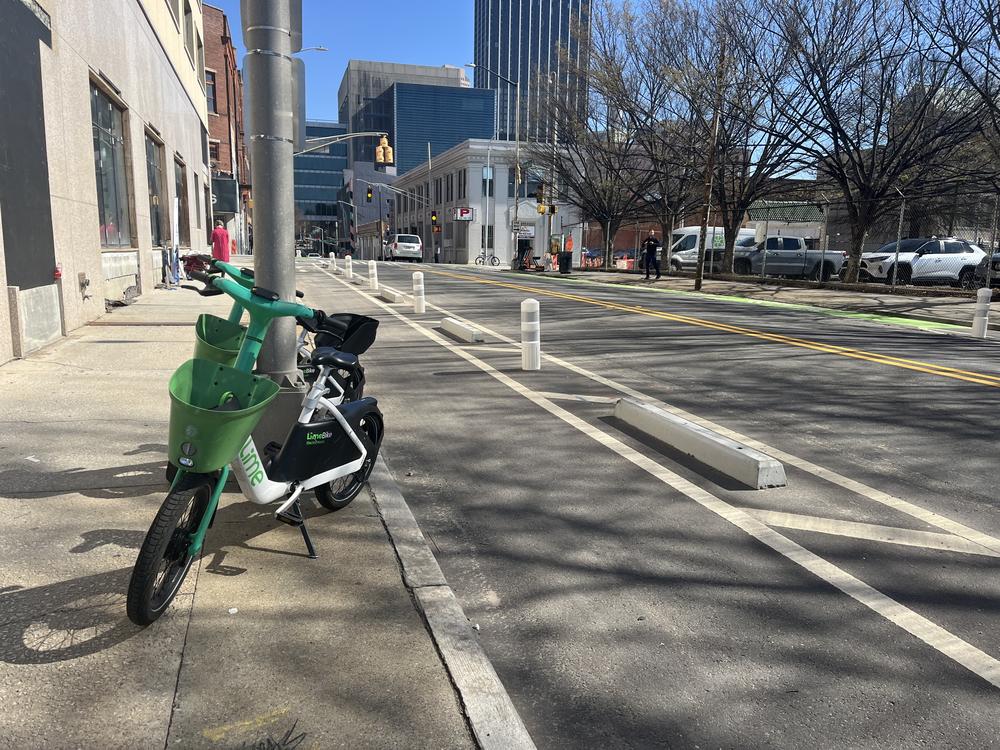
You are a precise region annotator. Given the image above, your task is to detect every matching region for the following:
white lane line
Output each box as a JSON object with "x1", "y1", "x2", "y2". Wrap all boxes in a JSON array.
[
  {"x1": 536, "y1": 392, "x2": 621, "y2": 404},
  {"x1": 742, "y1": 508, "x2": 1000, "y2": 558},
  {"x1": 319, "y1": 267, "x2": 1000, "y2": 691},
  {"x1": 391, "y1": 283, "x2": 1000, "y2": 556}
]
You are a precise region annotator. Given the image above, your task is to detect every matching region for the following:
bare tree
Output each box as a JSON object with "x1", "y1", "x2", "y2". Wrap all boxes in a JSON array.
[
  {"x1": 758, "y1": 0, "x2": 991, "y2": 281},
  {"x1": 529, "y1": 0, "x2": 656, "y2": 265}
]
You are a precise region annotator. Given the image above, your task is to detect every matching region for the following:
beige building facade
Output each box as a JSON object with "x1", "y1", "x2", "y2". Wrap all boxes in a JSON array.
[{"x1": 1, "y1": 0, "x2": 210, "y2": 362}]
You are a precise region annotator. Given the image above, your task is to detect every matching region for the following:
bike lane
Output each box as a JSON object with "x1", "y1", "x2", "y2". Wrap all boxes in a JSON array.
[{"x1": 305, "y1": 263, "x2": 1000, "y2": 749}]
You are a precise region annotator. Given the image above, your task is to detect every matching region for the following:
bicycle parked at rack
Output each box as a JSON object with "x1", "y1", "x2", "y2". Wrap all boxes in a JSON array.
[
  {"x1": 475, "y1": 252, "x2": 501, "y2": 266},
  {"x1": 127, "y1": 268, "x2": 383, "y2": 627}
]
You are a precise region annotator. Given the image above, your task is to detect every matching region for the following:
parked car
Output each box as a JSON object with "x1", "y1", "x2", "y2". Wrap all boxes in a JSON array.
[
  {"x1": 732, "y1": 236, "x2": 846, "y2": 280},
  {"x1": 669, "y1": 226, "x2": 756, "y2": 271},
  {"x1": 385, "y1": 234, "x2": 423, "y2": 262},
  {"x1": 860, "y1": 237, "x2": 985, "y2": 287},
  {"x1": 973, "y1": 250, "x2": 1000, "y2": 287}
]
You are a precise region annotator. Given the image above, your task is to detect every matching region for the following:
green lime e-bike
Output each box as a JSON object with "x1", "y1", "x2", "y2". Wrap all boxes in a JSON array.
[{"x1": 126, "y1": 266, "x2": 383, "y2": 627}]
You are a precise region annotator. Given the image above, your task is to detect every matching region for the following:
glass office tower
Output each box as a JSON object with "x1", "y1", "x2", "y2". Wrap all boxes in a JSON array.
[{"x1": 473, "y1": 0, "x2": 590, "y2": 142}]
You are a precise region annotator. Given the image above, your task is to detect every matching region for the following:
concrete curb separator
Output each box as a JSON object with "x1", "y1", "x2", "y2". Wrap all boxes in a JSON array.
[
  {"x1": 441, "y1": 317, "x2": 486, "y2": 343},
  {"x1": 614, "y1": 398, "x2": 787, "y2": 489},
  {"x1": 367, "y1": 456, "x2": 536, "y2": 750},
  {"x1": 379, "y1": 286, "x2": 408, "y2": 304}
]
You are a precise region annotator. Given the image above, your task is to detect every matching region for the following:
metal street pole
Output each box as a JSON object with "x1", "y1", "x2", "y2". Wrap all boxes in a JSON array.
[
  {"x1": 243, "y1": 0, "x2": 296, "y2": 382},
  {"x1": 377, "y1": 184, "x2": 384, "y2": 261},
  {"x1": 891, "y1": 187, "x2": 906, "y2": 290},
  {"x1": 427, "y1": 142, "x2": 434, "y2": 262},
  {"x1": 985, "y1": 193, "x2": 999, "y2": 288}
]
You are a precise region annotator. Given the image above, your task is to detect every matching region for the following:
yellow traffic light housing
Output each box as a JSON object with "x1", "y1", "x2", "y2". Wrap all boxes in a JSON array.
[
  {"x1": 431, "y1": 211, "x2": 438, "y2": 225},
  {"x1": 549, "y1": 204, "x2": 558, "y2": 215},
  {"x1": 535, "y1": 181, "x2": 545, "y2": 205},
  {"x1": 366, "y1": 187, "x2": 373, "y2": 203},
  {"x1": 536, "y1": 204, "x2": 547, "y2": 215},
  {"x1": 375, "y1": 135, "x2": 394, "y2": 165}
]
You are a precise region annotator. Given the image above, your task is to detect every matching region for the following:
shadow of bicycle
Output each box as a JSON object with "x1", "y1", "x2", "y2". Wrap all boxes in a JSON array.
[{"x1": 0, "y1": 495, "x2": 330, "y2": 665}]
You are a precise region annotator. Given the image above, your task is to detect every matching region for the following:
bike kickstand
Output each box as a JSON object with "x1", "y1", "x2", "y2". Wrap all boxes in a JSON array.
[{"x1": 275, "y1": 500, "x2": 318, "y2": 559}]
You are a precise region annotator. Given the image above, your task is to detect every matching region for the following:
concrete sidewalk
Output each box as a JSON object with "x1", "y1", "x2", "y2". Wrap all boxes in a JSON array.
[
  {"x1": 556, "y1": 270, "x2": 985, "y2": 330},
  {"x1": 0, "y1": 287, "x2": 475, "y2": 749}
]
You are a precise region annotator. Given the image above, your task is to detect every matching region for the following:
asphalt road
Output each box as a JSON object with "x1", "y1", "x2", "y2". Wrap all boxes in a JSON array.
[{"x1": 299, "y1": 260, "x2": 1000, "y2": 749}]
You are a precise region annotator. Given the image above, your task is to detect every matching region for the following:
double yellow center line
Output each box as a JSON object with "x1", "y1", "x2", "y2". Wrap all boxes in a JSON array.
[{"x1": 421, "y1": 269, "x2": 1000, "y2": 388}]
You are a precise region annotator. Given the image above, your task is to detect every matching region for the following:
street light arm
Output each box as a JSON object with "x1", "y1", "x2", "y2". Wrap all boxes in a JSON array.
[{"x1": 296, "y1": 131, "x2": 389, "y2": 156}]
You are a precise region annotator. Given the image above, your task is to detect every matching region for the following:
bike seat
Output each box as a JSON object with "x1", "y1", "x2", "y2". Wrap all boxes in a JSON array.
[{"x1": 311, "y1": 347, "x2": 359, "y2": 370}]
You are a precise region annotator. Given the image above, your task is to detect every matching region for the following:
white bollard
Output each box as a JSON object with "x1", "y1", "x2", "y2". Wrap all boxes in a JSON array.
[
  {"x1": 972, "y1": 287, "x2": 992, "y2": 338},
  {"x1": 345, "y1": 255, "x2": 353, "y2": 280},
  {"x1": 368, "y1": 260, "x2": 379, "y2": 292},
  {"x1": 412, "y1": 271, "x2": 426, "y2": 314},
  {"x1": 331, "y1": 255, "x2": 338, "y2": 272},
  {"x1": 521, "y1": 299, "x2": 540, "y2": 370}
]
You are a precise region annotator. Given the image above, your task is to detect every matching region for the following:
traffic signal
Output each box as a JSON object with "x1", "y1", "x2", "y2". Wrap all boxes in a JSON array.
[
  {"x1": 374, "y1": 135, "x2": 394, "y2": 165},
  {"x1": 549, "y1": 204, "x2": 558, "y2": 215},
  {"x1": 366, "y1": 186, "x2": 373, "y2": 203},
  {"x1": 431, "y1": 211, "x2": 438, "y2": 226},
  {"x1": 535, "y1": 181, "x2": 545, "y2": 205},
  {"x1": 537, "y1": 203, "x2": 547, "y2": 215}
]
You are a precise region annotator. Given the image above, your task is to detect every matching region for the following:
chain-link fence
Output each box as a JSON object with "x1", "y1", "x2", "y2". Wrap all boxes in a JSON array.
[{"x1": 579, "y1": 191, "x2": 1000, "y2": 293}]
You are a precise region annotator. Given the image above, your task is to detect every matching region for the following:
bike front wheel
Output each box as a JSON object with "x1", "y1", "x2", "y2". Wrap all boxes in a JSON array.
[
  {"x1": 489, "y1": 255, "x2": 500, "y2": 266},
  {"x1": 315, "y1": 413, "x2": 383, "y2": 511},
  {"x1": 127, "y1": 478, "x2": 212, "y2": 626},
  {"x1": 475, "y1": 255, "x2": 485, "y2": 265}
]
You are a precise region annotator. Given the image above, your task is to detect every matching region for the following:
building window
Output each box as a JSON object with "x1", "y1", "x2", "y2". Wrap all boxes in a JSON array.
[
  {"x1": 195, "y1": 175, "x2": 202, "y2": 229},
  {"x1": 482, "y1": 165, "x2": 494, "y2": 198},
  {"x1": 145, "y1": 133, "x2": 169, "y2": 248},
  {"x1": 184, "y1": 1, "x2": 194, "y2": 65},
  {"x1": 209, "y1": 140, "x2": 220, "y2": 165},
  {"x1": 206, "y1": 71, "x2": 217, "y2": 112},
  {"x1": 434, "y1": 178, "x2": 442, "y2": 205},
  {"x1": 205, "y1": 184, "x2": 213, "y2": 244},
  {"x1": 481, "y1": 224, "x2": 494, "y2": 249},
  {"x1": 458, "y1": 169, "x2": 467, "y2": 200},
  {"x1": 91, "y1": 83, "x2": 134, "y2": 248},
  {"x1": 445, "y1": 173, "x2": 454, "y2": 203},
  {"x1": 197, "y1": 33, "x2": 205, "y2": 87},
  {"x1": 167, "y1": 0, "x2": 181, "y2": 25},
  {"x1": 174, "y1": 157, "x2": 191, "y2": 247}
]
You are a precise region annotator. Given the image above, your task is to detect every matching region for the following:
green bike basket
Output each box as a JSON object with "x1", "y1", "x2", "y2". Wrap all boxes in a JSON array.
[
  {"x1": 168, "y1": 358, "x2": 280, "y2": 473},
  {"x1": 193, "y1": 313, "x2": 247, "y2": 366}
]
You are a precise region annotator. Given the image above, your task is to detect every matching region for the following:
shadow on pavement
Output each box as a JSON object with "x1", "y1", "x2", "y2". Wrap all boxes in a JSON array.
[{"x1": 0, "y1": 482, "x2": 338, "y2": 665}]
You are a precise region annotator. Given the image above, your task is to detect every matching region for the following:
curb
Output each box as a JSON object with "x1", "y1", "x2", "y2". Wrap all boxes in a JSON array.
[{"x1": 367, "y1": 455, "x2": 536, "y2": 750}]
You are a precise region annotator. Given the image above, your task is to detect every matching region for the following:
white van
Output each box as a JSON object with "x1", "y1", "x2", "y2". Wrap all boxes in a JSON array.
[{"x1": 668, "y1": 226, "x2": 756, "y2": 271}]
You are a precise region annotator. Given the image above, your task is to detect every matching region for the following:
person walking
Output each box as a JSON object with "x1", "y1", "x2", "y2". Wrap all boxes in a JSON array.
[
  {"x1": 211, "y1": 220, "x2": 231, "y2": 263},
  {"x1": 642, "y1": 230, "x2": 661, "y2": 280}
]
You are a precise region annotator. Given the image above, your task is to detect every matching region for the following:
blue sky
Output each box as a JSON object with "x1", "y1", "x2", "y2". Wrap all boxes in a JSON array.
[{"x1": 208, "y1": 1, "x2": 475, "y2": 122}]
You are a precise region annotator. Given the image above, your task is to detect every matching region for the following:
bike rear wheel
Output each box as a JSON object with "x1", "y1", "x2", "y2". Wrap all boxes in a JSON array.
[
  {"x1": 490, "y1": 255, "x2": 500, "y2": 266},
  {"x1": 475, "y1": 255, "x2": 485, "y2": 265},
  {"x1": 127, "y1": 478, "x2": 212, "y2": 626},
  {"x1": 315, "y1": 413, "x2": 383, "y2": 511}
]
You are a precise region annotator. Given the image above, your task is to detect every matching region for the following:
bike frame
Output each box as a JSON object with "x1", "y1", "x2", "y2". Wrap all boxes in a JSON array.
[{"x1": 176, "y1": 271, "x2": 369, "y2": 556}]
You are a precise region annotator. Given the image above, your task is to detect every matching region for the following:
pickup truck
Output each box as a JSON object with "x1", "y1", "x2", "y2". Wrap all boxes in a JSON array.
[{"x1": 732, "y1": 236, "x2": 846, "y2": 281}]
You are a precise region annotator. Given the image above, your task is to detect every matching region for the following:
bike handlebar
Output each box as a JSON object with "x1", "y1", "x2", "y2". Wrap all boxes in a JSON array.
[{"x1": 208, "y1": 260, "x2": 304, "y2": 297}]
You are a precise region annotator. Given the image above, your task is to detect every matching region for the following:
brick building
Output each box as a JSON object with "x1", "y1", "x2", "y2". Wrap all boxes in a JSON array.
[{"x1": 203, "y1": 4, "x2": 250, "y2": 253}]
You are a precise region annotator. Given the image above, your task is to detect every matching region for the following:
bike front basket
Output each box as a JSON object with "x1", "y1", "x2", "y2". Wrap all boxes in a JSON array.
[
  {"x1": 168, "y1": 358, "x2": 280, "y2": 473},
  {"x1": 193, "y1": 313, "x2": 247, "y2": 366}
]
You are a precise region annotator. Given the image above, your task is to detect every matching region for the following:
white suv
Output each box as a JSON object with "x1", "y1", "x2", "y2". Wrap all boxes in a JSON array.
[
  {"x1": 385, "y1": 234, "x2": 423, "y2": 262},
  {"x1": 860, "y1": 238, "x2": 985, "y2": 287}
]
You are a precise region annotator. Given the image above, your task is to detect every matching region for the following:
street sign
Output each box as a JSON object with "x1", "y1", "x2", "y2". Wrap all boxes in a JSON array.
[
  {"x1": 452, "y1": 207, "x2": 474, "y2": 221},
  {"x1": 517, "y1": 225, "x2": 535, "y2": 239}
]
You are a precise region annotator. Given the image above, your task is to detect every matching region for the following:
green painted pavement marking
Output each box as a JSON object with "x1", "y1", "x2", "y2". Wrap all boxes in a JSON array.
[{"x1": 496, "y1": 271, "x2": 965, "y2": 332}]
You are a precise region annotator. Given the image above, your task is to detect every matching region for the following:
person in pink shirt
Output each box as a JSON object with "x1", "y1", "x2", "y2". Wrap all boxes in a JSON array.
[{"x1": 211, "y1": 220, "x2": 231, "y2": 262}]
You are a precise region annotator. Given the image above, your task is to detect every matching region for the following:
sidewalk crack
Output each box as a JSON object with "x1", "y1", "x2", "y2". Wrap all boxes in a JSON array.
[{"x1": 163, "y1": 558, "x2": 202, "y2": 749}]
